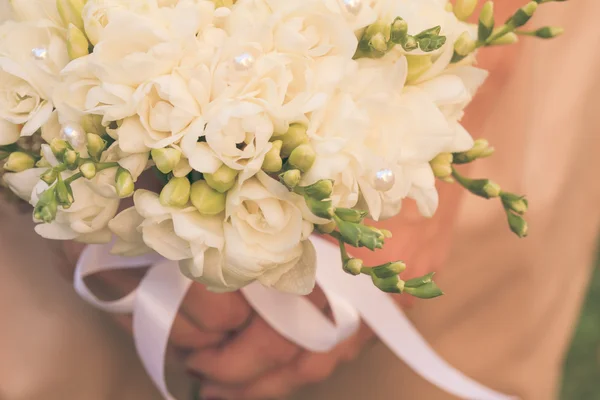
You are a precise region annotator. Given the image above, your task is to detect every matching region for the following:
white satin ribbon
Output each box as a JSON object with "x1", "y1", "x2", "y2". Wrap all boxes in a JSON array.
[{"x1": 75, "y1": 236, "x2": 516, "y2": 400}]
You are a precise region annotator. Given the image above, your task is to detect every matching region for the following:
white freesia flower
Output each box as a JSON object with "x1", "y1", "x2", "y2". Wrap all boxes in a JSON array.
[
  {"x1": 8, "y1": 0, "x2": 61, "y2": 26},
  {"x1": 0, "y1": 118, "x2": 20, "y2": 145},
  {"x1": 0, "y1": 20, "x2": 68, "y2": 136},
  {"x1": 2, "y1": 167, "x2": 44, "y2": 201},
  {"x1": 31, "y1": 177, "x2": 120, "y2": 244}
]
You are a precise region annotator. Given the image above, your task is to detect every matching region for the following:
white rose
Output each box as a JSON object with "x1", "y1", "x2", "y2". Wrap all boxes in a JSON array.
[
  {"x1": 0, "y1": 20, "x2": 68, "y2": 136},
  {"x1": 0, "y1": 118, "x2": 20, "y2": 145},
  {"x1": 31, "y1": 177, "x2": 120, "y2": 243},
  {"x1": 8, "y1": 0, "x2": 62, "y2": 26},
  {"x1": 219, "y1": 172, "x2": 317, "y2": 293}
]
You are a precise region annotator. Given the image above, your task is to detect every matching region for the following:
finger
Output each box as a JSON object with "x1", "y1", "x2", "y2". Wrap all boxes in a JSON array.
[
  {"x1": 230, "y1": 323, "x2": 374, "y2": 400},
  {"x1": 185, "y1": 314, "x2": 301, "y2": 385},
  {"x1": 179, "y1": 283, "x2": 253, "y2": 333}
]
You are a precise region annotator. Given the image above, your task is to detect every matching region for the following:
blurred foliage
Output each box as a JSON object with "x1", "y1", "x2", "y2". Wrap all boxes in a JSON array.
[{"x1": 561, "y1": 258, "x2": 600, "y2": 399}]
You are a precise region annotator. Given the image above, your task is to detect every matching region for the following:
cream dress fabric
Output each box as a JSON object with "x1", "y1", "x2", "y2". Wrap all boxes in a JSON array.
[{"x1": 1, "y1": 1, "x2": 599, "y2": 400}]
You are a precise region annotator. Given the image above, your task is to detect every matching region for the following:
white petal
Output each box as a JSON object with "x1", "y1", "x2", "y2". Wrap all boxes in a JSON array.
[{"x1": 0, "y1": 119, "x2": 20, "y2": 145}]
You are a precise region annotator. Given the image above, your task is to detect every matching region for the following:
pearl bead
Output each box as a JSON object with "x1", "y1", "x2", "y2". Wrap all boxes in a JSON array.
[
  {"x1": 342, "y1": 0, "x2": 362, "y2": 15},
  {"x1": 233, "y1": 52, "x2": 255, "y2": 71},
  {"x1": 60, "y1": 123, "x2": 87, "y2": 150},
  {"x1": 31, "y1": 47, "x2": 48, "y2": 61},
  {"x1": 374, "y1": 168, "x2": 395, "y2": 192}
]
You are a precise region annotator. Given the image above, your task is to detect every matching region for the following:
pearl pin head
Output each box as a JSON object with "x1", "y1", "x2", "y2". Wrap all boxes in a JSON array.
[
  {"x1": 60, "y1": 123, "x2": 87, "y2": 150},
  {"x1": 233, "y1": 52, "x2": 256, "y2": 71},
  {"x1": 31, "y1": 47, "x2": 48, "y2": 61},
  {"x1": 342, "y1": 0, "x2": 363, "y2": 15},
  {"x1": 374, "y1": 168, "x2": 396, "y2": 192}
]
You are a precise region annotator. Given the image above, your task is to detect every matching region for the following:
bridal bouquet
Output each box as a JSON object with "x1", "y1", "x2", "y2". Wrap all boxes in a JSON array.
[{"x1": 0, "y1": 0, "x2": 562, "y2": 298}]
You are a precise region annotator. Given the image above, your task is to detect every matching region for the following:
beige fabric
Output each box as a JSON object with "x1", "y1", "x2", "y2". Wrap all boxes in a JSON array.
[{"x1": 0, "y1": 2, "x2": 599, "y2": 400}]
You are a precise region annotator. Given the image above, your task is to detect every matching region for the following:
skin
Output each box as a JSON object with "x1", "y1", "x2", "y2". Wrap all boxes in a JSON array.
[{"x1": 58, "y1": 1, "x2": 528, "y2": 398}]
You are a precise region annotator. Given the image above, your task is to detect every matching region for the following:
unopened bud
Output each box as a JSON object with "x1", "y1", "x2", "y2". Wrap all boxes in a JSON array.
[
  {"x1": 453, "y1": 139, "x2": 495, "y2": 164},
  {"x1": 151, "y1": 148, "x2": 182, "y2": 174},
  {"x1": 509, "y1": 1, "x2": 538, "y2": 29},
  {"x1": 501, "y1": 192, "x2": 528, "y2": 215},
  {"x1": 403, "y1": 281, "x2": 444, "y2": 299},
  {"x1": 55, "y1": 177, "x2": 74, "y2": 208},
  {"x1": 67, "y1": 24, "x2": 89, "y2": 60},
  {"x1": 41, "y1": 168, "x2": 59, "y2": 185},
  {"x1": 489, "y1": 31, "x2": 518, "y2": 45},
  {"x1": 344, "y1": 258, "x2": 363, "y2": 276},
  {"x1": 402, "y1": 36, "x2": 418, "y2": 51},
  {"x1": 190, "y1": 180, "x2": 226, "y2": 215},
  {"x1": 288, "y1": 144, "x2": 316, "y2": 172},
  {"x1": 36, "y1": 156, "x2": 51, "y2": 168},
  {"x1": 80, "y1": 161, "x2": 97, "y2": 179},
  {"x1": 262, "y1": 140, "x2": 283, "y2": 173},
  {"x1": 63, "y1": 149, "x2": 79, "y2": 170},
  {"x1": 160, "y1": 177, "x2": 191, "y2": 208},
  {"x1": 405, "y1": 272, "x2": 435, "y2": 288},
  {"x1": 115, "y1": 167, "x2": 134, "y2": 198},
  {"x1": 532, "y1": 26, "x2": 564, "y2": 39},
  {"x1": 430, "y1": 152, "x2": 454, "y2": 180},
  {"x1": 390, "y1": 17, "x2": 408, "y2": 44},
  {"x1": 451, "y1": 31, "x2": 476, "y2": 63},
  {"x1": 371, "y1": 261, "x2": 407, "y2": 279},
  {"x1": 281, "y1": 169, "x2": 301, "y2": 188},
  {"x1": 507, "y1": 212, "x2": 528, "y2": 238},
  {"x1": 369, "y1": 32, "x2": 388, "y2": 54},
  {"x1": 483, "y1": 181, "x2": 502, "y2": 198},
  {"x1": 86, "y1": 133, "x2": 107, "y2": 161},
  {"x1": 478, "y1": 1, "x2": 495, "y2": 42},
  {"x1": 453, "y1": 0, "x2": 478, "y2": 21},
  {"x1": 371, "y1": 274, "x2": 404, "y2": 294},
  {"x1": 204, "y1": 164, "x2": 238, "y2": 193},
  {"x1": 33, "y1": 188, "x2": 58, "y2": 223},
  {"x1": 280, "y1": 124, "x2": 309, "y2": 157},
  {"x1": 50, "y1": 138, "x2": 71, "y2": 158},
  {"x1": 56, "y1": 0, "x2": 85, "y2": 30},
  {"x1": 335, "y1": 207, "x2": 367, "y2": 223},
  {"x1": 4, "y1": 152, "x2": 35, "y2": 172},
  {"x1": 306, "y1": 196, "x2": 334, "y2": 219},
  {"x1": 302, "y1": 179, "x2": 333, "y2": 201},
  {"x1": 316, "y1": 220, "x2": 337, "y2": 234}
]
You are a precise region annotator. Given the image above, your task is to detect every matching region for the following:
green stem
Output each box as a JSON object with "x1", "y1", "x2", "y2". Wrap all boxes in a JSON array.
[
  {"x1": 64, "y1": 172, "x2": 82, "y2": 185},
  {"x1": 64, "y1": 161, "x2": 118, "y2": 185},
  {"x1": 514, "y1": 29, "x2": 536, "y2": 37}
]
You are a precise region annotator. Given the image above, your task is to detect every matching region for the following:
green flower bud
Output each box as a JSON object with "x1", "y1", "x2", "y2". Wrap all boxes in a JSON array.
[
  {"x1": 483, "y1": 181, "x2": 502, "y2": 198},
  {"x1": 50, "y1": 138, "x2": 71, "y2": 158},
  {"x1": 63, "y1": 149, "x2": 80, "y2": 170},
  {"x1": 262, "y1": 140, "x2": 283, "y2": 173},
  {"x1": 453, "y1": 139, "x2": 495, "y2": 164},
  {"x1": 160, "y1": 177, "x2": 191, "y2": 208},
  {"x1": 369, "y1": 32, "x2": 388, "y2": 54},
  {"x1": 81, "y1": 115, "x2": 106, "y2": 137},
  {"x1": 190, "y1": 180, "x2": 226, "y2": 215},
  {"x1": 280, "y1": 123, "x2": 309, "y2": 157},
  {"x1": 451, "y1": 31, "x2": 476, "y2": 63},
  {"x1": 281, "y1": 169, "x2": 301, "y2": 188},
  {"x1": 489, "y1": 31, "x2": 518, "y2": 46},
  {"x1": 301, "y1": 179, "x2": 333, "y2": 201},
  {"x1": 151, "y1": 148, "x2": 182, "y2": 174},
  {"x1": 507, "y1": 212, "x2": 529, "y2": 238},
  {"x1": 344, "y1": 258, "x2": 363, "y2": 276},
  {"x1": 56, "y1": 0, "x2": 85, "y2": 30},
  {"x1": 370, "y1": 261, "x2": 407, "y2": 279},
  {"x1": 316, "y1": 220, "x2": 337, "y2": 234},
  {"x1": 36, "y1": 155, "x2": 51, "y2": 168},
  {"x1": 67, "y1": 24, "x2": 89, "y2": 60},
  {"x1": 403, "y1": 281, "x2": 444, "y2": 299},
  {"x1": 532, "y1": 26, "x2": 564, "y2": 39},
  {"x1": 80, "y1": 161, "x2": 97, "y2": 179},
  {"x1": 34, "y1": 187, "x2": 58, "y2": 223},
  {"x1": 204, "y1": 164, "x2": 238, "y2": 193},
  {"x1": 404, "y1": 272, "x2": 435, "y2": 288},
  {"x1": 406, "y1": 55, "x2": 433, "y2": 83},
  {"x1": 402, "y1": 36, "x2": 418, "y2": 51},
  {"x1": 305, "y1": 196, "x2": 334, "y2": 219},
  {"x1": 430, "y1": 152, "x2": 454, "y2": 180},
  {"x1": 335, "y1": 208, "x2": 367, "y2": 223},
  {"x1": 478, "y1": 1, "x2": 495, "y2": 42},
  {"x1": 452, "y1": 168, "x2": 502, "y2": 199},
  {"x1": 390, "y1": 17, "x2": 408, "y2": 44},
  {"x1": 381, "y1": 229, "x2": 392, "y2": 239},
  {"x1": 501, "y1": 192, "x2": 528, "y2": 215},
  {"x1": 361, "y1": 20, "x2": 391, "y2": 55},
  {"x1": 453, "y1": 0, "x2": 478, "y2": 21},
  {"x1": 41, "y1": 168, "x2": 59, "y2": 185},
  {"x1": 509, "y1": 1, "x2": 538, "y2": 29},
  {"x1": 371, "y1": 274, "x2": 404, "y2": 294},
  {"x1": 4, "y1": 152, "x2": 35, "y2": 172},
  {"x1": 288, "y1": 144, "x2": 316, "y2": 172},
  {"x1": 55, "y1": 176, "x2": 74, "y2": 208},
  {"x1": 87, "y1": 133, "x2": 107, "y2": 161},
  {"x1": 115, "y1": 167, "x2": 135, "y2": 198}
]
